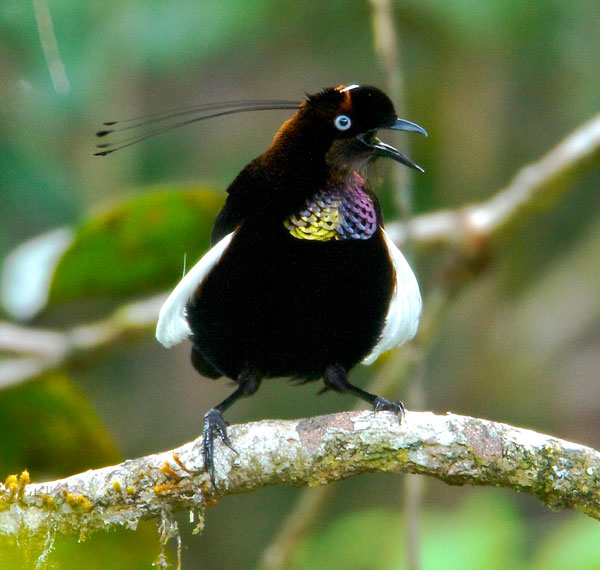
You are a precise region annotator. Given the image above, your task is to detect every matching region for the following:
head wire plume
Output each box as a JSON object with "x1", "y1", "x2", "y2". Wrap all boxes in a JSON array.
[{"x1": 95, "y1": 99, "x2": 302, "y2": 156}]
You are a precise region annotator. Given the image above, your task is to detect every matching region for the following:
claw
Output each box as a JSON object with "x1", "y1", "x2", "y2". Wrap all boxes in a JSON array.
[
  {"x1": 202, "y1": 408, "x2": 237, "y2": 486},
  {"x1": 373, "y1": 397, "x2": 405, "y2": 420}
]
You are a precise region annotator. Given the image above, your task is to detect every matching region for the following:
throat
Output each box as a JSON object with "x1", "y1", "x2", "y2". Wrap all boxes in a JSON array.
[{"x1": 326, "y1": 139, "x2": 373, "y2": 178}]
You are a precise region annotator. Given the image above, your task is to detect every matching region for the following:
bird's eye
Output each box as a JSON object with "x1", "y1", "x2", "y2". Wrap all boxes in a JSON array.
[{"x1": 334, "y1": 115, "x2": 352, "y2": 131}]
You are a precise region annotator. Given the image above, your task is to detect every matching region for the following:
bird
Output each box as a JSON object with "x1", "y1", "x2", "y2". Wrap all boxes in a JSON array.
[{"x1": 98, "y1": 84, "x2": 426, "y2": 484}]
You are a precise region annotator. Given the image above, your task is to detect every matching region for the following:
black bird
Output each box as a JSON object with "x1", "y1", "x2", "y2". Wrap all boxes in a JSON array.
[{"x1": 108, "y1": 84, "x2": 426, "y2": 483}]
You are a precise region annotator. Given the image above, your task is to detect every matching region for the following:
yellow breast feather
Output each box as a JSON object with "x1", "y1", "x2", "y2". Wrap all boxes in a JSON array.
[{"x1": 283, "y1": 202, "x2": 341, "y2": 241}]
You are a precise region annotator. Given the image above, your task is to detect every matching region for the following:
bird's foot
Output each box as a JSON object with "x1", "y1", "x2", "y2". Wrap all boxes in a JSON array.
[
  {"x1": 372, "y1": 397, "x2": 405, "y2": 420},
  {"x1": 202, "y1": 408, "x2": 237, "y2": 486}
]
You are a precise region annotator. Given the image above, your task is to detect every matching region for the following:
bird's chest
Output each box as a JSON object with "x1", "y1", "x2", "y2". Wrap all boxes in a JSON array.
[
  {"x1": 188, "y1": 182, "x2": 393, "y2": 377},
  {"x1": 191, "y1": 218, "x2": 393, "y2": 377},
  {"x1": 222, "y1": 175, "x2": 387, "y2": 294},
  {"x1": 282, "y1": 176, "x2": 378, "y2": 242}
]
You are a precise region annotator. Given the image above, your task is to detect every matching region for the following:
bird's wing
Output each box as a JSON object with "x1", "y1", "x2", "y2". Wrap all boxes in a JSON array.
[
  {"x1": 210, "y1": 201, "x2": 243, "y2": 245},
  {"x1": 156, "y1": 231, "x2": 235, "y2": 348},
  {"x1": 361, "y1": 229, "x2": 421, "y2": 365},
  {"x1": 210, "y1": 161, "x2": 264, "y2": 245}
]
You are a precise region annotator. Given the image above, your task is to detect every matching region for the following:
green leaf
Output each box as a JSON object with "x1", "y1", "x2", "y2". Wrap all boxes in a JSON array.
[
  {"x1": 48, "y1": 188, "x2": 223, "y2": 306},
  {"x1": 0, "y1": 372, "x2": 119, "y2": 477}
]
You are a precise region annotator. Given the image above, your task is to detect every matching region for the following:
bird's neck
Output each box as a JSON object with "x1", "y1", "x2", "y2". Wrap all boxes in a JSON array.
[{"x1": 262, "y1": 115, "x2": 333, "y2": 179}]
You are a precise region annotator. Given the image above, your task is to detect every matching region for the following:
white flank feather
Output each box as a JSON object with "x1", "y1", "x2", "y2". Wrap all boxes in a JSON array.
[
  {"x1": 362, "y1": 230, "x2": 422, "y2": 365},
  {"x1": 156, "y1": 232, "x2": 235, "y2": 348}
]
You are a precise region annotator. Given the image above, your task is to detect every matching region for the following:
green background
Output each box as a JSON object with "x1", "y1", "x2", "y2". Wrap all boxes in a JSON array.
[{"x1": 1, "y1": 0, "x2": 600, "y2": 568}]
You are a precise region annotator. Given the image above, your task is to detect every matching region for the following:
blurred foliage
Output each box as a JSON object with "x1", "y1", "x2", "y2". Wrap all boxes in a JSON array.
[
  {"x1": 528, "y1": 515, "x2": 600, "y2": 570},
  {"x1": 1, "y1": 0, "x2": 600, "y2": 568},
  {"x1": 48, "y1": 188, "x2": 222, "y2": 306},
  {"x1": 293, "y1": 494, "x2": 600, "y2": 570},
  {"x1": 0, "y1": 372, "x2": 118, "y2": 476},
  {"x1": 2, "y1": 494, "x2": 598, "y2": 570},
  {"x1": 0, "y1": 520, "x2": 163, "y2": 570}
]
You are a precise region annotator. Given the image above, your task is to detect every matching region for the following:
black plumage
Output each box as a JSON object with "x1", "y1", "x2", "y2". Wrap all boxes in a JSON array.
[{"x1": 149, "y1": 84, "x2": 427, "y2": 484}]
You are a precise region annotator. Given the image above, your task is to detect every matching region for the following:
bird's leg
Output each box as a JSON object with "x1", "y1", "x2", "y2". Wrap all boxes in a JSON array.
[
  {"x1": 203, "y1": 370, "x2": 261, "y2": 486},
  {"x1": 323, "y1": 363, "x2": 405, "y2": 417}
]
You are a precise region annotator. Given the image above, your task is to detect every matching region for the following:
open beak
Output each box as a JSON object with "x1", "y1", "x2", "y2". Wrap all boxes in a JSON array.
[{"x1": 359, "y1": 118, "x2": 428, "y2": 172}]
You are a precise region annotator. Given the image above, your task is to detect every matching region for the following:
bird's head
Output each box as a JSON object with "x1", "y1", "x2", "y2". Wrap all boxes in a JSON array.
[
  {"x1": 94, "y1": 84, "x2": 426, "y2": 174},
  {"x1": 282, "y1": 84, "x2": 427, "y2": 175}
]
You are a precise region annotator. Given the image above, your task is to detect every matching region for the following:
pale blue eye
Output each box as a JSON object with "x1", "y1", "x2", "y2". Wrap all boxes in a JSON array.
[{"x1": 334, "y1": 115, "x2": 352, "y2": 131}]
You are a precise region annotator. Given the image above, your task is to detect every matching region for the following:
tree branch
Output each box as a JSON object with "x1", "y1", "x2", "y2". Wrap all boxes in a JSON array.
[
  {"x1": 0, "y1": 294, "x2": 165, "y2": 389},
  {"x1": 1, "y1": 411, "x2": 598, "y2": 540},
  {"x1": 32, "y1": 0, "x2": 70, "y2": 94},
  {"x1": 386, "y1": 112, "x2": 600, "y2": 247}
]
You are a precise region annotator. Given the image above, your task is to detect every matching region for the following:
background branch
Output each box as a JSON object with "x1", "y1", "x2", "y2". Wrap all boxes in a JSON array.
[
  {"x1": 32, "y1": 0, "x2": 70, "y2": 94},
  {"x1": 386, "y1": 112, "x2": 600, "y2": 248},
  {"x1": 0, "y1": 295, "x2": 164, "y2": 389},
  {"x1": 1, "y1": 411, "x2": 598, "y2": 541}
]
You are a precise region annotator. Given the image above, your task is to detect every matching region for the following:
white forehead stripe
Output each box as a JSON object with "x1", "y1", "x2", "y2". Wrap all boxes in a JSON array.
[{"x1": 340, "y1": 84, "x2": 360, "y2": 92}]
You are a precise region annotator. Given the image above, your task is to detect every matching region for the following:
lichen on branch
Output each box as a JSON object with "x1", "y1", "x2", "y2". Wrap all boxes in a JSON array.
[{"x1": 0, "y1": 410, "x2": 598, "y2": 542}]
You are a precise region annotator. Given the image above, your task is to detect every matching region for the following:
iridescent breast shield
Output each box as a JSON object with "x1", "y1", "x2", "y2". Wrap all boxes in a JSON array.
[{"x1": 283, "y1": 178, "x2": 377, "y2": 241}]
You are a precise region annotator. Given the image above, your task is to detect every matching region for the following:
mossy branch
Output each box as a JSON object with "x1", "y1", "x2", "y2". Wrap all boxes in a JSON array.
[{"x1": 1, "y1": 410, "x2": 598, "y2": 541}]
